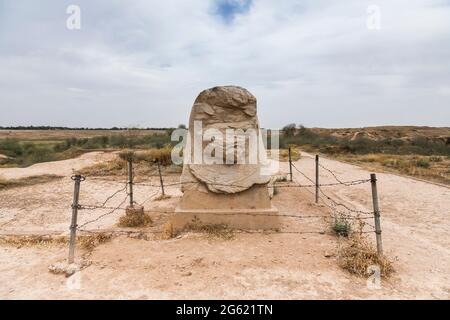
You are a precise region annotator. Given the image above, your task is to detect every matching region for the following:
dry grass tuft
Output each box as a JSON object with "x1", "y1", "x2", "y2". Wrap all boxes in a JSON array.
[
  {"x1": 118, "y1": 206, "x2": 152, "y2": 228},
  {"x1": 161, "y1": 222, "x2": 174, "y2": 240},
  {"x1": 185, "y1": 221, "x2": 235, "y2": 240},
  {"x1": 278, "y1": 148, "x2": 301, "y2": 162},
  {"x1": 339, "y1": 153, "x2": 450, "y2": 185},
  {"x1": 0, "y1": 233, "x2": 114, "y2": 251},
  {"x1": 118, "y1": 213, "x2": 152, "y2": 228},
  {"x1": 0, "y1": 234, "x2": 68, "y2": 247},
  {"x1": 78, "y1": 233, "x2": 113, "y2": 251},
  {"x1": 0, "y1": 175, "x2": 63, "y2": 190},
  {"x1": 339, "y1": 235, "x2": 394, "y2": 278},
  {"x1": 154, "y1": 194, "x2": 171, "y2": 201},
  {"x1": 80, "y1": 148, "x2": 181, "y2": 179},
  {"x1": 79, "y1": 157, "x2": 127, "y2": 176},
  {"x1": 133, "y1": 147, "x2": 173, "y2": 166}
]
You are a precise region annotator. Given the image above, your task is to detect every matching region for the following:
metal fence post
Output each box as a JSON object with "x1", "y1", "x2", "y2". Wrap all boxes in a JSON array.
[
  {"x1": 157, "y1": 161, "x2": 165, "y2": 196},
  {"x1": 315, "y1": 155, "x2": 319, "y2": 203},
  {"x1": 128, "y1": 158, "x2": 134, "y2": 207},
  {"x1": 68, "y1": 175, "x2": 82, "y2": 264},
  {"x1": 370, "y1": 173, "x2": 383, "y2": 255},
  {"x1": 288, "y1": 147, "x2": 293, "y2": 182}
]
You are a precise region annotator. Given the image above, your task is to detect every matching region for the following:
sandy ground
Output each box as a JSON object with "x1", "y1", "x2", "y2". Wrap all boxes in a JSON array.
[
  {"x1": 0, "y1": 152, "x2": 114, "y2": 180},
  {"x1": 0, "y1": 152, "x2": 449, "y2": 299}
]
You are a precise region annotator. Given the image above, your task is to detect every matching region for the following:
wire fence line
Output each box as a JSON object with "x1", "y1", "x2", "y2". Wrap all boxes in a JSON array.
[
  {"x1": 0, "y1": 154, "x2": 377, "y2": 236},
  {"x1": 288, "y1": 157, "x2": 379, "y2": 235},
  {"x1": 131, "y1": 178, "x2": 371, "y2": 190},
  {"x1": 77, "y1": 228, "x2": 319, "y2": 236},
  {"x1": 291, "y1": 161, "x2": 373, "y2": 215},
  {"x1": 61, "y1": 152, "x2": 384, "y2": 263},
  {"x1": 318, "y1": 161, "x2": 357, "y2": 186},
  {"x1": 72, "y1": 158, "x2": 375, "y2": 231}
]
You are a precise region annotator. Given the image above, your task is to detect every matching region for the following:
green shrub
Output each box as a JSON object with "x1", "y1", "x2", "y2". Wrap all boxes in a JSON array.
[
  {"x1": 279, "y1": 124, "x2": 450, "y2": 156},
  {"x1": 0, "y1": 139, "x2": 23, "y2": 157},
  {"x1": 415, "y1": 159, "x2": 430, "y2": 168},
  {"x1": 332, "y1": 217, "x2": 351, "y2": 237}
]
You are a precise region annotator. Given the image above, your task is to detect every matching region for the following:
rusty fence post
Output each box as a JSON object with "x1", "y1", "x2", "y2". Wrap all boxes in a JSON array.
[
  {"x1": 288, "y1": 147, "x2": 293, "y2": 182},
  {"x1": 68, "y1": 175, "x2": 83, "y2": 264},
  {"x1": 128, "y1": 158, "x2": 134, "y2": 207},
  {"x1": 370, "y1": 173, "x2": 383, "y2": 255},
  {"x1": 157, "y1": 161, "x2": 165, "y2": 196},
  {"x1": 315, "y1": 155, "x2": 319, "y2": 203}
]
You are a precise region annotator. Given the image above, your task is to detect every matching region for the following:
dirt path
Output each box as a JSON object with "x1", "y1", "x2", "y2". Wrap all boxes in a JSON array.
[
  {"x1": 0, "y1": 151, "x2": 449, "y2": 299},
  {"x1": 0, "y1": 152, "x2": 115, "y2": 180}
]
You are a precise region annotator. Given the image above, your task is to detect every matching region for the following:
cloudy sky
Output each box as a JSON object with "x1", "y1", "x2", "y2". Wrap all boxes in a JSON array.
[{"x1": 0, "y1": 0, "x2": 449, "y2": 128}]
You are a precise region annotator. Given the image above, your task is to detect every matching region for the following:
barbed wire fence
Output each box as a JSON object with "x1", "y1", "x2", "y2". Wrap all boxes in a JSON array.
[
  {"x1": 287, "y1": 148, "x2": 383, "y2": 253},
  {"x1": 66, "y1": 151, "x2": 383, "y2": 264}
]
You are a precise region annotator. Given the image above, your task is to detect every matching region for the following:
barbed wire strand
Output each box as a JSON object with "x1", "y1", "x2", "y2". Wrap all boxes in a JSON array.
[{"x1": 77, "y1": 194, "x2": 129, "y2": 230}]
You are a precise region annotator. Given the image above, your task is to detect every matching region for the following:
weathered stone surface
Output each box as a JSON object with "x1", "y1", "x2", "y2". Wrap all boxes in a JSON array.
[
  {"x1": 181, "y1": 86, "x2": 271, "y2": 194},
  {"x1": 174, "y1": 86, "x2": 279, "y2": 231}
]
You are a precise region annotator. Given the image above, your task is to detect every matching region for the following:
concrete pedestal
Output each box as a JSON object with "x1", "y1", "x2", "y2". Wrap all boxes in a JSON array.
[{"x1": 172, "y1": 187, "x2": 280, "y2": 232}]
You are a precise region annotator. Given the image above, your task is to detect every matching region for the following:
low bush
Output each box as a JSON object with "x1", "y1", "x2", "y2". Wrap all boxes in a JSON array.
[
  {"x1": 415, "y1": 159, "x2": 430, "y2": 168},
  {"x1": 332, "y1": 217, "x2": 351, "y2": 237},
  {"x1": 339, "y1": 235, "x2": 394, "y2": 278}
]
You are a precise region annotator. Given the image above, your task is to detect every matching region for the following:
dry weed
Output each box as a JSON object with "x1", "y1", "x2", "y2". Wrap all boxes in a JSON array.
[
  {"x1": 338, "y1": 235, "x2": 394, "y2": 278},
  {"x1": 154, "y1": 194, "x2": 171, "y2": 201},
  {"x1": 342, "y1": 153, "x2": 449, "y2": 185},
  {"x1": 81, "y1": 148, "x2": 181, "y2": 179},
  {"x1": 0, "y1": 234, "x2": 68, "y2": 247},
  {"x1": 185, "y1": 220, "x2": 235, "y2": 240},
  {"x1": 161, "y1": 221, "x2": 174, "y2": 239},
  {"x1": 0, "y1": 175, "x2": 63, "y2": 190},
  {"x1": 78, "y1": 233, "x2": 113, "y2": 251},
  {"x1": 79, "y1": 157, "x2": 127, "y2": 176},
  {"x1": 118, "y1": 213, "x2": 152, "y2": 228},
  {"x1": 133, "y1": 147, "x2": 173, "y2": 166},
  {"x1": 278, "y1": 148, "x2": 301, "y2": 162}
]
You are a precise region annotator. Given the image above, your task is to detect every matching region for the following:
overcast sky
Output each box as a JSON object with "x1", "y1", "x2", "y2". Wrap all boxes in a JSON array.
[{"x1": 0, "y1": 0, "x2": 449, "y2": 128}]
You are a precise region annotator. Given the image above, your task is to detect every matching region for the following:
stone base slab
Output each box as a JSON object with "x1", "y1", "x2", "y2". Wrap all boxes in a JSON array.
[{"x1": 171, "y1": 207, "x2": 280, "y2": 232}]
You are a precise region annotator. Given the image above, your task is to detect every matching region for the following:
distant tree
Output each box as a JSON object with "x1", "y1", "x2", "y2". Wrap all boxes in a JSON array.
[
  {"x1": 178, "y1": 124, "x2": 187, "y2": 129},
  {"x1": 282, "y1": 123, "x2": 297, "y2": 136},
  {"x1": 297, "y1": 124, "x2": 316, "y2": 138}
]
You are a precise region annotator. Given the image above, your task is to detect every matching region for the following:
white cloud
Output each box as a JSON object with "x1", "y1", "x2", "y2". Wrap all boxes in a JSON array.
[{"x1": 0, "y1": 0, "x2": 449, "y2": 128}]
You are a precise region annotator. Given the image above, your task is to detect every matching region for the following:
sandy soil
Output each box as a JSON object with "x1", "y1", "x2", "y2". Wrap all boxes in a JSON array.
[
  {"x1": 0, "y1": 152, "x2": 115, "y2": 180},
  {"x1": 0, "y1": 152, "x2": 449, "y2": 299}
]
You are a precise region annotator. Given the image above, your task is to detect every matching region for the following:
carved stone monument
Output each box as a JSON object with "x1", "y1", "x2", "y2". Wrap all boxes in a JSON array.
[{"x1": 172, "y1": 86, "x2": 279, "y2": 231}]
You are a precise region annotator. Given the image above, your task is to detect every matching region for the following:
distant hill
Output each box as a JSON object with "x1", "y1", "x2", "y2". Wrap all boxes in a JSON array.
[{"x1": 309, "y1": 126, "x2": 450, "y2": 144}]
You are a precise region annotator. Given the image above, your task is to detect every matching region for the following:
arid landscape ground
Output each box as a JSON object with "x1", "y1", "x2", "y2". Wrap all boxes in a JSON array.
[{"x1": 0, "y1": 135, "x2": 449, "y2": 299}]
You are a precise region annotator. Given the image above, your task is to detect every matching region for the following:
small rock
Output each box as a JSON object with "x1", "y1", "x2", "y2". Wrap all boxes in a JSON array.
[
  {"x1": 48, "y1": 262, "x2": 79, "y2": 277},
  {"x1": 181, "y1": 271, "x2": 192, "y2": 277},
  {"x1": 324, "y1": 252, "x2": 334, "y2": 258},
  {"x1": 65, "y1": 264, "x2": 79, "y2": 277}
]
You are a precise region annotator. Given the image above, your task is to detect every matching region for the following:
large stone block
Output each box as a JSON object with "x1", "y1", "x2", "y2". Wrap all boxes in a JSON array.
[{"x1": 172, "y1": 85, "x2": 279, "y2": 231}]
